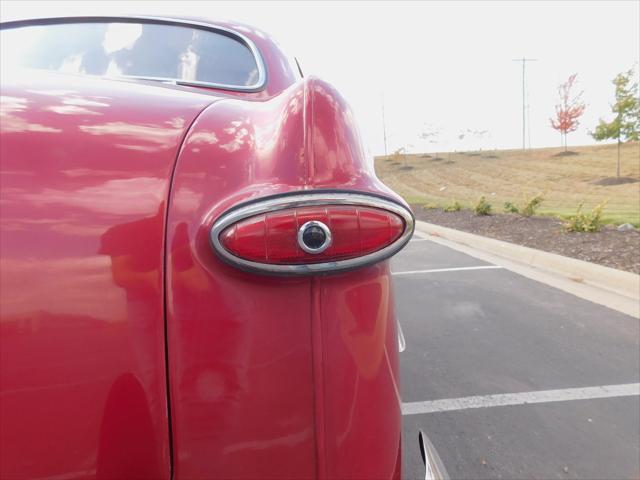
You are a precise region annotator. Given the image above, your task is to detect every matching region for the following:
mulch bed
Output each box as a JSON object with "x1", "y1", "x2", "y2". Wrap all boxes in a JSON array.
[{"x1": 411, "y1": 206, "x2": 640, "y2": 274}]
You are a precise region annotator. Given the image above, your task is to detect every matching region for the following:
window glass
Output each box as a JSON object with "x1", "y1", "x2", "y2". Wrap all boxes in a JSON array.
[{"x1": 0, "y1": 21, "x2": 261, "y2": 88}]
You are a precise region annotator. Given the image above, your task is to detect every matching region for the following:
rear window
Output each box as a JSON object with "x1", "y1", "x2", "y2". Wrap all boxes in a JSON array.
[{"x1": 0, "y1": 20, "x2": 263, "y2": 90}]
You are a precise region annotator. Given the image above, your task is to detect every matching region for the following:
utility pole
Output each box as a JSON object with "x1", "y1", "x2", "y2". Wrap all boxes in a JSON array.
[
  {"x1": 382, "y1": 93, "x2": 388, "y2": 156},
  {"x1": 512, "y1": 57, "x2": 537, "y2": 150},
  {"x1": 527, "y1": 103, "x2": 532, "y2": 149}
]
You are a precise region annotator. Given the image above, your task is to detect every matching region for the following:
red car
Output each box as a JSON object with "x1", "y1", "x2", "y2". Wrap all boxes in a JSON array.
[{"x1": 0, "y1": 16, "x2": 414, "y2": 479}]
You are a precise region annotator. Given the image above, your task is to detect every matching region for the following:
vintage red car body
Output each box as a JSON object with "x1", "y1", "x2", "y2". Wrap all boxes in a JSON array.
[{"x1": 0, "y1": 16, "x2": 410, "y2": 479}]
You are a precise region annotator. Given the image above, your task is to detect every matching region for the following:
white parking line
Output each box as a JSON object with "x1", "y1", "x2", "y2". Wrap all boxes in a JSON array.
[
  {"x1": 402, "y1": 383, "x2": 640, "y2": 416},
  {"x1": 393, "y1": 265, "x2": 503, "y2": 276}
]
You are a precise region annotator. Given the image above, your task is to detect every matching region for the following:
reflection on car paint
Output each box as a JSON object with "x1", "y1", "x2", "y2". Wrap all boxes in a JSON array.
[{"x1": 0, "y1": 67, "x2": 213, "y2": 479}]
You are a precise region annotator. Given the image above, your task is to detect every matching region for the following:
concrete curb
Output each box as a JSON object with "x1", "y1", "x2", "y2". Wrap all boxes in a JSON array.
[{"x1": 415, "y1": 220, "x2": 640, "y2": 301}]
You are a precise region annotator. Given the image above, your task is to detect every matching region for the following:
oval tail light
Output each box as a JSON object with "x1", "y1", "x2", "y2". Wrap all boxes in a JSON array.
[{"x1": 210, "y1": 192, "x2": 414, "y2": 274}]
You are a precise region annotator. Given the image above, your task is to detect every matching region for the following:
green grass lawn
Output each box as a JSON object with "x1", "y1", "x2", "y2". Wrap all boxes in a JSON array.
[{"x1": 375, "y1": 142, "x2": 640, "y2": 226}]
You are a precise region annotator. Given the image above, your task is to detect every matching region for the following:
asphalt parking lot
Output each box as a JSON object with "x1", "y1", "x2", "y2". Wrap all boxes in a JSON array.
[{"x1": 393, "y1": 237, "x2": 640, "y2": 480}]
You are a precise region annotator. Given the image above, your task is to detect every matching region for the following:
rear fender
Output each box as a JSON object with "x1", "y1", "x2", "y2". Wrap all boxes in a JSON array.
[
  {"x1": 304, "y1": 76, "x2": 403, "y2": 479},
  {"x1": 166, "y1": 76, "x2": 403, "y2": 479}
]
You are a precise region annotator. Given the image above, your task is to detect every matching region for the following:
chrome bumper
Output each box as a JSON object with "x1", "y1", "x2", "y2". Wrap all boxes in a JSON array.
[{"x1": 419, "y1": 430, "x2": 449, "y2": 480}]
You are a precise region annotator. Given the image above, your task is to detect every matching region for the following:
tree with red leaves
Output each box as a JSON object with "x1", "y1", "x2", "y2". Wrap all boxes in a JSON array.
[{"x1": 550, "y1": 74, "x2": 586, "y2": 152}]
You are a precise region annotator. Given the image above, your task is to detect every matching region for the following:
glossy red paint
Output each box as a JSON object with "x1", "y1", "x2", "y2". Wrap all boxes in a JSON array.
[
  {"x1": 0, "y1": 70, "x2": 215, "y2": 479},
  {"x1": 0, "y1": 16, "x2": 405, "y2": 480}
]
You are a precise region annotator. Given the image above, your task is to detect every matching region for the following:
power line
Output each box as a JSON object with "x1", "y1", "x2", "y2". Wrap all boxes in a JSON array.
[{"x1": 512, "y1": 57, "x2": 537, "y2": 150}]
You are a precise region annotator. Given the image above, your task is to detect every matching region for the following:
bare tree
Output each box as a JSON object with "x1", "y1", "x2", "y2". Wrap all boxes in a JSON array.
[{"x1": 419, "y1": 125, "x2": 441, "y2": 158}]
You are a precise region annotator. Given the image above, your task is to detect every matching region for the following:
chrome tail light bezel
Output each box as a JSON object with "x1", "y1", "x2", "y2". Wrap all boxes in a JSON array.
[{"x1": 209, "y1": 191, "x2": 415, "y2": 275}]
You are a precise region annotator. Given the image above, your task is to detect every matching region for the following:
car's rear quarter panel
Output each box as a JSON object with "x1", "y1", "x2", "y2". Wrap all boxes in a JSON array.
[{"x1": 167, "y1": 77, "x2": 402, "y2": 479}]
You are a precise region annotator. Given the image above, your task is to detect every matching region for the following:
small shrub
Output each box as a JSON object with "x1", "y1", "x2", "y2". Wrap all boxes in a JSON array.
[
  {"x1": 503, "y1": 195, "x2": 544, "y2": 216},
  {"x1": 521, "y1": 194, "x2": 544, "y2": 217},
  {"x1": 564, "y1": 201, "x2": 607, "y2": 232},
  {"x1": 422, "y1": 202, "x2": 439, "y2": 210},
  {"x1": 504, "y1": 201, "x2": 519, "y2": 214},
  {"x1": 474, "y1": 196, "x2": 492, "y2": 216},
  {"x1": 444, "y1": 200, "x2": 462, "y2": 212}
]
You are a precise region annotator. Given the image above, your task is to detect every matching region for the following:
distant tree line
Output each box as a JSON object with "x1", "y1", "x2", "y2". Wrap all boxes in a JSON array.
[{"x1": 412, "y1": 66, "x2": 638, "y2": 178}]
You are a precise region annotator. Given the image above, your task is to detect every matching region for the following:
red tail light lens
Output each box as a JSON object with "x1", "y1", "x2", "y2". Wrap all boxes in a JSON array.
[
  {"x1": 210, "y1": 193, "x2": 414, "y2": 275},
  {"x1": 220, "y1": 205, "x2": 404, "y2": 264}
]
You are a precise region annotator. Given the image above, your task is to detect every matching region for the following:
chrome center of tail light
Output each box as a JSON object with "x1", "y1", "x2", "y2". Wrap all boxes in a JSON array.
[
  {"x1": 210, "y1": 191, "x2": 414, "y2": 275},
  {"x1": 297, "y1": 221, "x2": 332, "y2": 254}
]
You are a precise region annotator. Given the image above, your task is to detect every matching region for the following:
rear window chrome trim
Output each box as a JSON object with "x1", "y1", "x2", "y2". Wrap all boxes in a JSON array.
[
  {"x1": 0, "y1": 15, "x2": 268, "y2": 93},
  {"x1": 210, "y1": 192, "x2": 415, "y2": 275}
]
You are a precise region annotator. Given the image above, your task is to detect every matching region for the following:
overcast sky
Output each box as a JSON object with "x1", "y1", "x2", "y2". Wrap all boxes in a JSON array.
[{"x1": 2, "y1": 1, "x2": 639, "y2": 155}]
